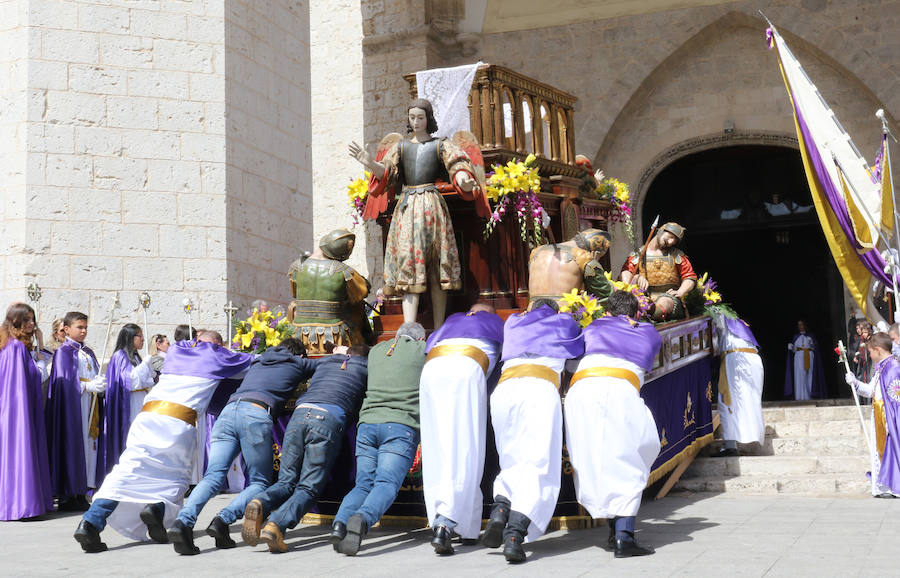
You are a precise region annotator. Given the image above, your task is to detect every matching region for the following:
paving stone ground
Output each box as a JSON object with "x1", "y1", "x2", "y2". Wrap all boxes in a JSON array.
[{"x1": 2, "y1": 491, "x2": 896, "y2": 577}]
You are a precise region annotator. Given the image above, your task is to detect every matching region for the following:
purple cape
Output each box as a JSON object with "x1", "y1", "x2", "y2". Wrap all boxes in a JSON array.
[
  {"x1": 425, "y1": 310, "x2": 504, "y2": 352},
  {"x1": 501, "y1": 305, "x2": 584, "y2": 361},
  {"x1": 96, "y1": 348, "x2": 139, "y2": 487},
  {"x1": 46, "y1": 340, "x2": 98, "y2": 496},
  {"x1": 582, "y1": 315, "x2": 662, "y2": 373},
  {"x1": 161, "y1": 340, "x2": 252, "y2": 379},
  {"x1": 0, "y1": 339, "x2": 53, "y2": 519},
  {"x1": 724, "y1": 317, "x2": 759, "y2": 349},
  {"x1": 783, "y1": 333, "x2": 827, "y2": 399},
  {"x1": 877, "y1": 356, "x2": 900, "y2": 493}
]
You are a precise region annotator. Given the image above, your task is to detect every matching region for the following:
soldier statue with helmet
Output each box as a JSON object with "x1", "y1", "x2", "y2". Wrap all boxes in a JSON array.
[
  {"x1": 287, "y1": 228, "x2": 374, "y2": 355},
  {"x1": 620, "y1": 221, "x2": 697, "y2": 322}
]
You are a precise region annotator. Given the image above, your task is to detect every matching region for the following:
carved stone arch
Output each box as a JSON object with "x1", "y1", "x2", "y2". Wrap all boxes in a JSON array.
[{"x1": 632, "y1": 130, "x2": 799, "y2": 237}]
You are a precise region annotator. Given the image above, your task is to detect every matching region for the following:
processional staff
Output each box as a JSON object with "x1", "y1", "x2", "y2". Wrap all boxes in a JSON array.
[
  {"x1": 139, "y1": 292, "x2": 151, "y2": 357},
  {"x1": 224, "y1": 300, "x2": 239, "y2": 349},
  {"x1": 182, "y1": 298, "x2": 195, "y2": 337},
  {"x1": 836, "y1": 340, "x2": 874, "y2": 458},
  {"x1": 26, "y1": 281, "x2": 42, "y2": 321}
]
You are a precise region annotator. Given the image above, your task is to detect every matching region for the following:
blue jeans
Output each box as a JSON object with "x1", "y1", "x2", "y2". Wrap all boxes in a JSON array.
[
  {"x1": 334, "y1": 422, "x2": 419, "y2": 528},
  {"x1": 256, "y1": 406, "x2": 345, "y2": 532},
  {"x1": 83, "y1": 499, "x2": 163, "y2": 531},
  {"x1": 176, "y1": 401, "x2": 274, "y2": 527}
]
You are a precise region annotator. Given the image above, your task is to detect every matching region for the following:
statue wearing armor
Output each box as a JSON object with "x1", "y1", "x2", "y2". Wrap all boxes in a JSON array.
[
  {"x1": 527, "y1": 228, "x2": 614, "y2": 310},
  {"x1": 287, "y1": 229, "x2": 374, "y2": 354},
  {"x1": 620, "y1": 222, "x2": 697, "y2": 321}
]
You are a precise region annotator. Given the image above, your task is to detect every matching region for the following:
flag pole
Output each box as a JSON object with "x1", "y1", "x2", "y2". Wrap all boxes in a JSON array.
[{"x1": 878, "y1": 109, "x2": 900, "y2": 322}]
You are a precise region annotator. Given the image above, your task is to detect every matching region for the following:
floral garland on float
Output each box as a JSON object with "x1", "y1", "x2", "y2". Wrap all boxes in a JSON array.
[
  {"x1": 683, "y1": 272, "x2": 732, "y2": 318},
  {"x1": 558, "y1": 289, "x2": 604, "y2": 328},
  {"x1": 347, "y1": 171, "x2": 371, "y2": 226},
  {"x1": 232, "y1": 308, "x2": 293, "y2": 353},
  {"x1": 483, "y1": 153, "x2": 547, "y2": 246},
  {"x1": 594, "y1": 175, "x2": 635, "y2": 244}
]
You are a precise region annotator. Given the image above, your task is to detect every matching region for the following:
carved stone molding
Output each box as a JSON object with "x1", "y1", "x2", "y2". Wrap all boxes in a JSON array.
[{"x1": 632, "y1": 131, "x2": 799, "y2": 235}]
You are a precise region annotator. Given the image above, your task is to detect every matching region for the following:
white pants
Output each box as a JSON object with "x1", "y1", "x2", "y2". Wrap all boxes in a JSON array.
[
  {"x1": 490, "y1": 378, "x2": 562, "y2": 540},
  {"x1": 80, "y1": 391, "x2": 99, "y2": 488},
  {"x1": 720, "y1": 352, "x2": 765, "y2": 445},
  {"x1": 564, "y1": 378, "x2": 660, "y2": 518},
  {"x1": 420, "y1": 355, "x2": 487, "y2": 539}
]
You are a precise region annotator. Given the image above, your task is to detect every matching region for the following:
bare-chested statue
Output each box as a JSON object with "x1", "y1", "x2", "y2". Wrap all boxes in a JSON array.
[{"x1": 527, "y1": 228, "x2": 614, "y2": 310}]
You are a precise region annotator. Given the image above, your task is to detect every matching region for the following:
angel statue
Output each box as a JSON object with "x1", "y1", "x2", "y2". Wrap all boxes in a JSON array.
[{"x1": 348, "y1": 98, "x2": 489, "y2": 329}]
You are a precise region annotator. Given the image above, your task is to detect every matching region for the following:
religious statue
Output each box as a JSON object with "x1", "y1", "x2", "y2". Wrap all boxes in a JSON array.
[
  {"x1": 348, "y1": 98, "x2": 489, "y2": 329},
  {"x1": 527, "y1": 228, "x2": 614, "y2": 310},
  {"x1": 620, "y1": 221, "x2": 697, "y2": 321},
  {"x1": 287, "y1": 229, "x2": 373, "y2": 355}
]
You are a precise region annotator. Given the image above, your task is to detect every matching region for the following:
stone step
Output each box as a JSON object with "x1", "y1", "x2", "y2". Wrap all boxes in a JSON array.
[
  {"x1": 765, "y1": 419, "x2": 867, "y2": 439},
  {"x1": 766, "y1": 435, "x2": 869, "y2": 456},
  {"x1": 682, "y1": 455, "x2": 870, "y2": 479},
  {"x1": 674, "y1": 473, "x2": 870, "y2": 495},
  {"x1": 761, "y1": 405, "x2": 869, "y2": 424}
]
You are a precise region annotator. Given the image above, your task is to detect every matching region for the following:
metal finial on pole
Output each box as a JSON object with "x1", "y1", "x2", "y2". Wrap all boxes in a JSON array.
[
  {"x1": 224, "y1": 300, "x2": 238, "y2": 349},
  {"x1": 26, "y1": 281, "x2": 42, "y2": 319},
  {"x1": 182, "y1": 297, "x2": 195, "y2": 337},
  {"x1": 139, "y1": 292, "x2": 151, "y2": 357}
]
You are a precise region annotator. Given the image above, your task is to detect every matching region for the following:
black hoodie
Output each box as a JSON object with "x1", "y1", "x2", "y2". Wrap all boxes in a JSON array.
[{"x1": 227, "y1": 346, "x2": 317, "y2": 414}]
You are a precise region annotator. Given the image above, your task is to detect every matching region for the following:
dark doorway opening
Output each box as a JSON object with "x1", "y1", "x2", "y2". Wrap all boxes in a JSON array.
[{"x1": 642, "y1": 145, "x2": 846, "y2": 400}]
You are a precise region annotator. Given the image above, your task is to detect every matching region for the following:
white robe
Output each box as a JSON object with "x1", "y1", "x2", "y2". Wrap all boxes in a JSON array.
[
  {"x1": 420, "y1": 337, "x2": 499, "y2": 539},
  {"x1": 93, "y1": 374, "x2": 223, "y2": 540},
  {"x1": 853, "y1": 374, "x2": 898, "y2": 497},
  {"x1": 790, "y1": 334, "x2": 815, "y2": 401},
  {"x1": 719, "y1": 332, "x2": 765, "y2": 445},
  {"x1": 126, "y1": 357, "x2": 156, "y2": 428},
  {"x1": 75, "y1": 346, "x2": 100, "y2": 488},
  {"x1": 490, "y1": 355, "x2": 564, "y2": 540},
  {"x1": 564, "y1": 353, "x2": 660, "y2": 519}
]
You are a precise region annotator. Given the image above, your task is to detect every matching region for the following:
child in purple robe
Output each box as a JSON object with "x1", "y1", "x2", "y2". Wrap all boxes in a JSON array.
[
  {"x1": 46, "y1": 311, "x2": 106, "y2": 511},
  {"x1": 0, "y1": 303, "x2": 54, "y2": 520}
]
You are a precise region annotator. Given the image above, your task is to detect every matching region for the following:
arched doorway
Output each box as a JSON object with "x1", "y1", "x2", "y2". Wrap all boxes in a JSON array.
[{"x1": 642, "y1": 145, "x2": 846, "y2": 400}]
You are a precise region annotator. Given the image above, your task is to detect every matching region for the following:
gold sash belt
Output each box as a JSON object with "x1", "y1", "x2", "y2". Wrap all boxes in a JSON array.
[
  {"x1": 80, "y1": 378, "x2": 101, "y2": 439},
  {"x1": 718, "y1": 348, "x2": 759, "y2": 406},
  {"x1": 570, "y1": 366, "x2": 641, "y2": 393},
  {"x1": 497, "y1": 364, "x2": 560, "y2": 390},
  {"x1": 797, "y1": 347, "x2": 812, "y2": 372},
  {"x1": 141, "y1": 400, "x2": 198, "y2": 427},
  {"x1": 874, "y1": 398, "x2": 887, "y2": 459},
  {"x1": 426, "y1": 344, "x2": 490, "y2": 376}
]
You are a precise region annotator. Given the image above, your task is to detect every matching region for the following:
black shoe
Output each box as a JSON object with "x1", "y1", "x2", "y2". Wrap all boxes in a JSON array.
[
  {"x1": 481, "y1": 496, "x2": 510, "y2": 549},
  {"x1": 330, "y1": 522, "x2": 347, "y2": 552},
  {"x1": 206, "y1": 515, "x2": 236, "y2": 549},
  {"x1": 502, "y1": 510, "x2": 530, "y2": 564},
  {"x1": 168, "y1": 520, "x2": 199, "y2": 555},
  {"x1": 431, "y1": 525, "x2": 454, "y2": 556},
  {"x1": 607, "y1": 520, "x2": 616, "y2": 548},
  {"x1": 74, "y1": 520, "x2": 108, "y2": 553},
  {"x1": 875, "y1": 492, "x2": 899, "y2": 499},
  {"x1": 338, "y1": 514, "x2": 367, "y2": 556},
  {"x1": 140, "y1": 504, "x2": 169, "y2": 544},
  {"x1": 713, "y1": 448, "x2": 739, "y2": 458},
  {"x1": 614, "y1": 536, "x2": 655, "y2": 558},
  {"x1": 60, "y1": 495, "x2": 90, "y2": 512}
]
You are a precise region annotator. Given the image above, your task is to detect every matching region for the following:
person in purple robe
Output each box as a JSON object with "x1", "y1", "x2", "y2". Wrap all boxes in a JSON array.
[
  {"x1": 419, "y1": 302, "x2": 504, "y2": 554},
  {"x1": 845, "y1": 332, "x2": 900, "y2": 497},
  {"x1": 0, "y1": 303, "x2": 54, "y2": 521},
  {"x1": 484, "y1": 300, "x2": 584, "y2": 564},
  {"x1": 784, "y1": 320, "x2": 827, "y2": 400},
  {"x1": 96, "y1": 323, "x2": 163, "y2": 487},
  {"x1": 46, "y1": 311, "x2": 106, "y2": 511}
]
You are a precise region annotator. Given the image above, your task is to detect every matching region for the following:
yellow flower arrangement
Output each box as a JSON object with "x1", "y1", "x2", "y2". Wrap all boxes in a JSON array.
[
  {"x1": 484, "y1": 154, "x2": 545, "y2": 245},
  {"x1": 558, "y1": 288, "x2": 603, "y2": 328},
  {"x1": 604, "y1": 272, "x2": 653, "y2": 317},
  {"x1": 347, "y1": 171, "x2": 371, "y2": 225},
  {"x1": 232, "y1": 308, "x2": 293, "y2": 353},
  {"x1": 697, "y1": 272, "x2": 722, "y2": 305}
]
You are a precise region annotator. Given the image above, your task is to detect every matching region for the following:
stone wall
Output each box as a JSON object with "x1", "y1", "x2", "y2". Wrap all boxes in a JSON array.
[
  {"x1": 0, "y1": 0, "x2": 229, "y2": 354},
  {"x1": 224, "y1": 0, "x2": 312, "y2": 310}
]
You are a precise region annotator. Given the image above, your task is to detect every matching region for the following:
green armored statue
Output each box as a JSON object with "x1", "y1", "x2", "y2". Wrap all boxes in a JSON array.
[{"x1": 287, "y1": 229, "x2": 374, "y2": 354}]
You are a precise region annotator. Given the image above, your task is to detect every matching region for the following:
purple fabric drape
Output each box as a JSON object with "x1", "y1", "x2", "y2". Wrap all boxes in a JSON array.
[
  {"x1": 500, "y1": 305, "x2": 584, "y2": 361},
  {"x1": 46, "y1": 341, "x2": 98, "y2": 497},
  {"x1": 582, "y1": 315, "x2": 661, "y2": 372},
  {"x1": 161, "y1": 340, "x2": 252, "y2": 379},
  {"x1": 724, "y1": 317, "x2": 759, "y2": 349},
  {"x1": 0, "y1": 339, "x2": 53, "y2": 519},
  {"x1": 425, "y1": 310, "x2": 504, "y2": 352}
]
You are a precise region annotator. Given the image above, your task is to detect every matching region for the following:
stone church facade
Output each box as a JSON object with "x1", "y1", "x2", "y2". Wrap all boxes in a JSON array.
[{"x1": 1, "y1": 0, "x2": 898, "y2": 345}]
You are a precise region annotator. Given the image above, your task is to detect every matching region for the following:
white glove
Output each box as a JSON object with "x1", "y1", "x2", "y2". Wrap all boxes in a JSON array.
[
  {"x1": 787, "y1": 343, "x2": 795, "y2": 351},
  {"x1": 148, "y1": 355, "x2": 166, "y2": 373},
  {"x1": 845, "y1": 372, "x2": 858, "y2": 387},
  {"x1": 83, "y1": 376, "x2": 107, "y2": 394}
]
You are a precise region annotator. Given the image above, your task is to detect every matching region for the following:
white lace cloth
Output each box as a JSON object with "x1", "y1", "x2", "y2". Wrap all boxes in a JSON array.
[{"x1": 416, "y1": 62, "x2": 482, "y2": 138}]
